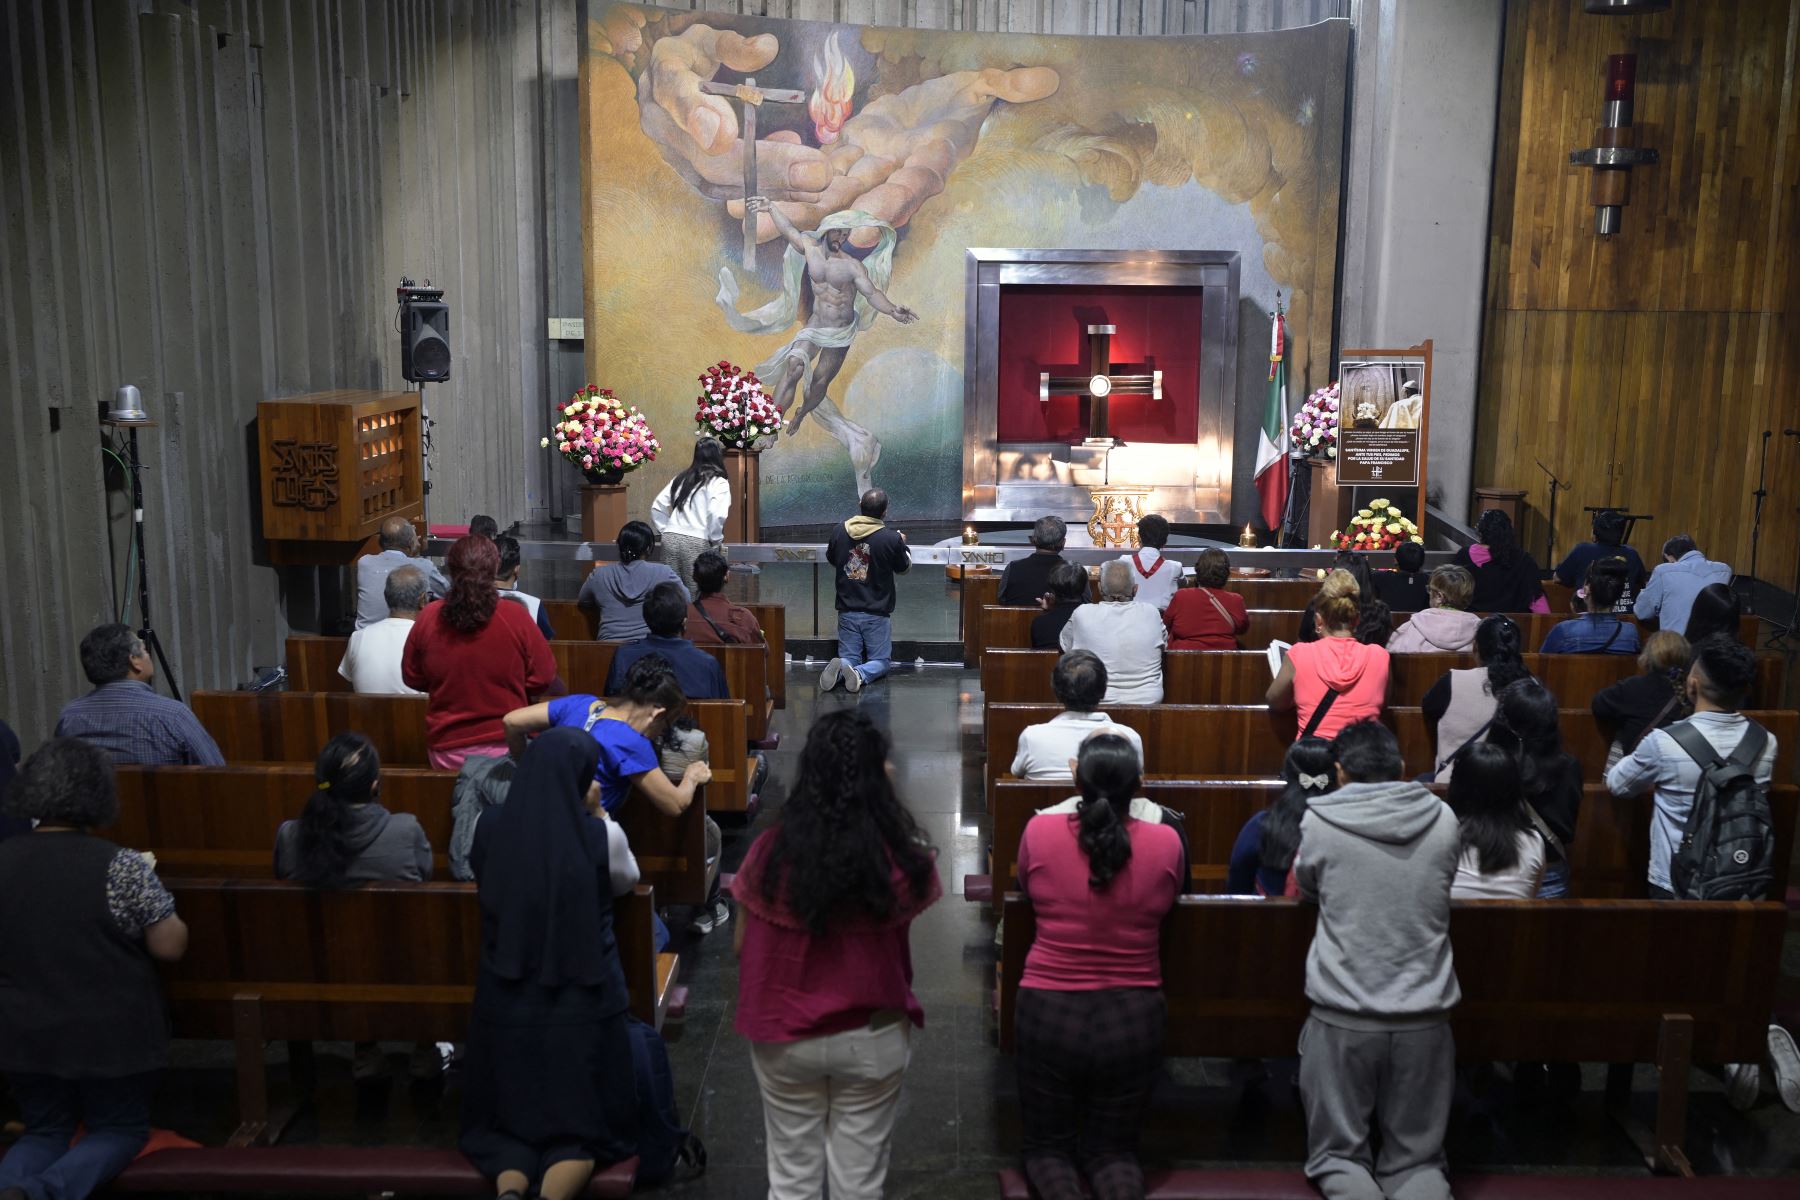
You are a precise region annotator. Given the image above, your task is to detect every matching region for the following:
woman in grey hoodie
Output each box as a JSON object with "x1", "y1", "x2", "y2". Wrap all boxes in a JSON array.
[
  {"x1": 274, "y1": 733, "x2": 432, "y2": 885},
  {"x1": 1386, "y1": 565, "x2": 1482, "y2": 655}
]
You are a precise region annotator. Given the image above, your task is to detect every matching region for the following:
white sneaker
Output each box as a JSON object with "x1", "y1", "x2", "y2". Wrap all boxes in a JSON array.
[
  {"x1": 844, "y1": 666, "x2": 863, "y2": 693},
  {"x1": 819, "y1": 658, "x2": 844, "y2": 692},
  {"x1": 1724, "y1": 1061, "x2": 1761, "y2": 1111},
  {"x1": 688, "y1": 900, "x2": 731, "y2": 935},
  {"x1": 1767, "y1": 1024, "x2": 1800, "y2": 1113}
]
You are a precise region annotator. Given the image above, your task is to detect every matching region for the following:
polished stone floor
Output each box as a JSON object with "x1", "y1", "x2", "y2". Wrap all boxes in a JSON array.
[{"x1": 95, "y1": 667, "x2": 1800, "y2": 1193}]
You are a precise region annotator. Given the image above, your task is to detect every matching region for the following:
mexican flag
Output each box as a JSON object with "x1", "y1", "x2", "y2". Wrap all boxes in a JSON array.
[{"x1": 1253, "y1": 303, "x2": 1290, "y2": 532}]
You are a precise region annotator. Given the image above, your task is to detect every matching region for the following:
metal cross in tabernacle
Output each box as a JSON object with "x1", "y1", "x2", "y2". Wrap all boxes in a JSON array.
[
  {"x1": 1038, "y1": 324, "x2": 1164, "y2": 445},
  {"x1": 697, "y1": 76, "x2": 808, "y2": 269}
]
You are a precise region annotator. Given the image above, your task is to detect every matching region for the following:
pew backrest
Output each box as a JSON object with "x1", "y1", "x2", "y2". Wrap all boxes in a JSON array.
[
  {"x1": 998, "y1": 894, "x2": 1785, "y2": 1066},
  {"x1": 164, "y1": 879, "x2": 666, "y2": 1037},
  {"x1": 988, "y1": 779, "x2": 1798, "y2": 901},
  {"x1": 980, "y1": 648, "x2": 1786, "y2": 709},
  {"x1": 540, "y1": 599, "x2": 785, "y2": 709},
  {"x1": 982, "y1": 703, "x2": 1798, "y2": 794},
  {"x1": 188, "y1": 690, "x2": 756, "y2": 812},
  {"x1": 108, "y1": 764, "x2": 709, "y2": 904}
]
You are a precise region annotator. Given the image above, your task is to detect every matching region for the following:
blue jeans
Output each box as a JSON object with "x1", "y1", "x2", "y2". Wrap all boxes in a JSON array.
[
  {"x1": 0, "y1": 1071, "x2": 154, "y2": 1200},
  {"x1": 1536, "y1": 862, "x2": 1569, "y2": 898},
  {"x1": 836, "y1": 611, "x2": 894, "y2": 683}
]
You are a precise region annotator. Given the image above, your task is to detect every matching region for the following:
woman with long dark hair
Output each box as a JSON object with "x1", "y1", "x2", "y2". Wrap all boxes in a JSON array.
[
  {"x1": 275, "y1": 733, "x2": 434, "y2": 1081},
  {"x1": 403, "y1": 535, "x2": 558, "y2": 771},
  {"x1": 461, "y1": 727, "x2": 643, "y2": 1200},
  {"x1": 577, "y1": 521, "x2": 688, "y2": 642},
  {"x1": 1227, "y1": 736, "x2": 1336, "y2": 896},
  {"x1": 1452, "y1": 509, "x2": 1548, "y2": 614},
  {"x1": 1013, "y1": 733, "x2": 1184, "y2": 1200},
  {"x1": 1296, "y1": 551, "x2": 1391, "y2": 645},
  {"x1": 275, "y1": 733, "x2": 430, "y2": 886},
  {"x1": 1446, "y1": 741, "x2": 1545, "y2": 898},
  {"x1": 732, "y1": 710, "x2": 939, "y2": 1200},
  {"x1": 651, "y1": 438, "x2": 731, "y2": 592},
  {"x1": 1681, "y1": 582, "x2": 1741, "y2": 646},
  {"x1": 1487, "y1": 678, "x2": 1582, "y2": 898},
  {"x1": 1422, "y1": 614, "x2": 1533, "y2": 782}
]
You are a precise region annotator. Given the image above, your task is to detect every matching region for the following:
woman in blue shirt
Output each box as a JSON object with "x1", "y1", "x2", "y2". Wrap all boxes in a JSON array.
[
  {"x1": 1540, "y1": 557, "x2": 1640, "y2": 656},
  {"x1": 1226, "y1": 737, "x2": 1336, "y2": 896},
  {"x1": 502, "y1": 655, "x2": 710, "y2": 817}
]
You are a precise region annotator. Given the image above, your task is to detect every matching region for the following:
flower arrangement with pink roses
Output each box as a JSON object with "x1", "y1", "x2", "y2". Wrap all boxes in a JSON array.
[
  {"x1": 693, "y1": 360, "x2": 783, "y2": 449},
  {"x1": 541, "y1": 385, "x2": 660, "y2": 479},
  {"x1": 1289, "y1": 381, "x2": 1340, "y2": 458}
]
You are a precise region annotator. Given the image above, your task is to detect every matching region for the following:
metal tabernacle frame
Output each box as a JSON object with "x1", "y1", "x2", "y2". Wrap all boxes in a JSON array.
[{"x1": 961, "y1": 248, "x2": 1241, "y2": 525}]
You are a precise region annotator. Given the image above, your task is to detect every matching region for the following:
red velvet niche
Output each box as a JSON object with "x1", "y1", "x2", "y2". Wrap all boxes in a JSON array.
[{"x1": 995, "y1": 284, "x2": 1203, "y2": 445}]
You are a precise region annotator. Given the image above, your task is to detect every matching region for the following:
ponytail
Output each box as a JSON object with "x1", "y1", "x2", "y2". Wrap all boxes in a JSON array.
[
  {"x1": 1073, "y1": 733, "x2": 1140, "y2": 888},
  {"x1": 294, "y1": 732, "x2": 380, "y2": 887}
]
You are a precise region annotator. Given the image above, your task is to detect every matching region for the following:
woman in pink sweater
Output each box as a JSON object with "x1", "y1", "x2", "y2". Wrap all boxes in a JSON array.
[
  {"x1": 1015, "y1": 733, "x2": 1184, "y2": 1200},
  {"x1": 1268, "y1": 569, "x2": 1391, "y2": 740}
]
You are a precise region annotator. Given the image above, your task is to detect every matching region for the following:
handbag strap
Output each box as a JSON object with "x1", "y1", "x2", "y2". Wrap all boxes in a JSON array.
[
  {"x1": 1522, "y1": 800, "x2": 1567, "y2": 865},
  {"x1": 1437, "y1": 716, "x2": 1496, "y2": 775},
  {"x1": 1596, "y1": 618, "x2": 1624, "y2": 653},
  {"x1": 1301, "y1": 688, "x2": 1340, "y2": 739},
  {"x1": 692, "y1": 598, "x2": 737, "y2": 644},
  {"x1": 1628, "y1": 692, "x2": 1684, "y2": 753},
  {"x1": 1201, "y1": 587, "x2": 1236, "y2": 626}
]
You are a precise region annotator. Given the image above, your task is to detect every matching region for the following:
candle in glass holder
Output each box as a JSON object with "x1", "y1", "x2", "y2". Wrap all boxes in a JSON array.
[
  {"x1": 962, "y1": 526, "x2": 980, "y2": 546},
  {"x1": 1238, "y1": 523, "x2": 1258, "y2": 548}
]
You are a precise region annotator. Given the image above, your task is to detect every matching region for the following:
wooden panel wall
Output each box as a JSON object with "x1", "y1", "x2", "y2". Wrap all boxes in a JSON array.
[{"x1": 1477, "y1": 0, "x2": 1800, "y2": 591}]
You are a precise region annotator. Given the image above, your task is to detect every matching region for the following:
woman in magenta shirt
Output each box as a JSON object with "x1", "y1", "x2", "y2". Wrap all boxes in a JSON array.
[
  {"x1": 1268, "y1": 569, "x2": 1390, "y2": 740},
  {"x1": 1015, "y1": 732, "x2": 1184, "y2": 1200},
  {"x1": 733, "y1": 710, "x2": 940, "y2": 1200}
]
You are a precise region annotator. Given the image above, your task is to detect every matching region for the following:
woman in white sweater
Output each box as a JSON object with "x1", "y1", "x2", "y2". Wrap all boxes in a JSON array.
[{"x1": 651, "y1": 438, "x2": 732, "y2": 591}]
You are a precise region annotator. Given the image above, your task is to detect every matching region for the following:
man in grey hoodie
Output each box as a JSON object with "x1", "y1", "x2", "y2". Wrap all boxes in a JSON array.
[{"x1": 1294, "y1": 720, "x2": 1461, "y2": 1200}]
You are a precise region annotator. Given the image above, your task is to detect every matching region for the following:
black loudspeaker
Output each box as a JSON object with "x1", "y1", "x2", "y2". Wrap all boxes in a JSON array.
[{"x1": 398, "y1": 285, "x2": 451, "y2": 382}]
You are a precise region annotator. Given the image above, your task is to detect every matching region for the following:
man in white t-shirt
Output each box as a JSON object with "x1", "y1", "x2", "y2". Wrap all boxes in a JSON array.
[
  {"x1": 1010, "y1": 650, "x2": 1146, "y2": 779},
  {"x1": 339, "y1": 567, "x2": 426, "y2": 695},
  {"x1": 1060, "y1": 562, "x2": 1168, "y2": 704},
  {"x1": 1117, "y1": 513, "x2": 1182, "y2": 611}
]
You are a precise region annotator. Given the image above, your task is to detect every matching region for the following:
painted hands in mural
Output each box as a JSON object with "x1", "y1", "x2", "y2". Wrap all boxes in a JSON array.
[{"x1": 640, "y1": 24, "x2": 1059, "y2": 245}]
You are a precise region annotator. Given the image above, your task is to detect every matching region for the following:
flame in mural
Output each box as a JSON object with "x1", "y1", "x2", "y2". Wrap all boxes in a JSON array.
[{"x1": 808, "y1": 33, "x2": 854, "y2": 144}]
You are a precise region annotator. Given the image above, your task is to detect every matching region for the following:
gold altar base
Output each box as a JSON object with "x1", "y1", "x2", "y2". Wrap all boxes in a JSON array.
[{"x1": 1087, "y1": 485, "x2": 1153, "y2": 548}]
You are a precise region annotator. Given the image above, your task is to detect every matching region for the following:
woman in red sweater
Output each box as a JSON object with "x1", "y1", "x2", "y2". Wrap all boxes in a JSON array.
[
  {"x1": 1014, "y1": 732, "x2": 1184, "y2": 1200},
  {"x1": 733, "y1": 711, "x2": 940, "y2": 1200},
  {"x1": 1163, "y1": 547, "x2": 1250, "y2": 650},
  {"x1": 402, "y1": 536, "x2": 557, "y2": 771}
]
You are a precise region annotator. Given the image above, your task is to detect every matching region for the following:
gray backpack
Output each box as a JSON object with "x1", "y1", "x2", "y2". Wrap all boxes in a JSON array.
[{"x1": 1666, "y1": 721, "x2": 1773, "y2": 901}]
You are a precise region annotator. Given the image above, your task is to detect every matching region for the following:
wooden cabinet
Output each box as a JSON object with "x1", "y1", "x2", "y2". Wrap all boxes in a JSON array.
[{"x1": 258, "y1": 390, "x2": 422, "y2": 561}]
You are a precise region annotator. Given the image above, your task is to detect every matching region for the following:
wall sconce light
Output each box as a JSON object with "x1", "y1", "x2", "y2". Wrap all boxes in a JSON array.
[{"x1": 1569, "y1": 54, "x2": 1659, "y2": 237}]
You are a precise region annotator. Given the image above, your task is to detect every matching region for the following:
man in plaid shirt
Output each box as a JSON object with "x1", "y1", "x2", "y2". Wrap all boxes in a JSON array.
[{"x1": 53, "y1": 624, "x2": 223, "y2": 765}]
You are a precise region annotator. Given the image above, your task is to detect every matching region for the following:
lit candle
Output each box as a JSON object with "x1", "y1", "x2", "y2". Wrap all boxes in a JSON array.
[{"x1": 1238, "y1": 522, "x2": 1258, "y2": 549}]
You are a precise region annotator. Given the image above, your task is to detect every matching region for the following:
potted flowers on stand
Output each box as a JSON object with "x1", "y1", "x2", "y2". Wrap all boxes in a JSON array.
[
  {"x1": 694, "y1": 360, "x2": 783, "y2": 544},
  {"x1": 1331, "y1": 497, "x2": 1425, "y2": 554},
  {"x1": 542, "y1": 385, "x2": 660, "y2": 541},
  {"x1": 1285, "y1": 381, "x2": 1341, "y2": 546}
]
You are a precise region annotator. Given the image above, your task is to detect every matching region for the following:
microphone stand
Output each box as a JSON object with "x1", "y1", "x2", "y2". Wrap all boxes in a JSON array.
[
  {"x1": 1746, "y1": 431, "x2": 1771, "y2": 615},
  {"x1": 1535, "y1": 459, "x2": 1571, "y2": 567}
]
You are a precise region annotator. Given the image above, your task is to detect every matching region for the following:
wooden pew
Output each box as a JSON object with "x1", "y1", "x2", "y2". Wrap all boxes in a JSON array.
[
  {"x1": 979, "y1": 648, "x2": 1787, "y2": 709},
  {"x1": 981, "y1": 703, "x2": 1799, "y2": 795},
  {"x1": 108, "y1": 764, "x2": 709, "y2": 905},
  {"x1": 984, "y1": 778, "x2": 1798, "y2": 902},
  {"x1": 540, "y1": 599, "x2": 786, "y2": 707},
  {"x1": 977, "y1": 605, "x2": 1763, "y2": 657},
  {"x1": 164, "y1": 878, "x2": 675, "y2": 1146},
  {"x1": 999, "y1": 894, "x2": 1785, "y2": 1176},
  {"x1": 189, "y1": 690, "x2": 759, "y2": 813},
  {"x1": 287, "y1": 634, "x2": 774, "y2": 744}
]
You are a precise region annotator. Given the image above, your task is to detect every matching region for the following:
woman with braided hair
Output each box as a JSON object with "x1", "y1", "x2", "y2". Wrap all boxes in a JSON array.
[
  {"x1": 731, "y1": 709, "x2": 939, "y2": 1200},
  {"x1": 1013, "y1": 732, "x2": 1184, "y2": 1200}
]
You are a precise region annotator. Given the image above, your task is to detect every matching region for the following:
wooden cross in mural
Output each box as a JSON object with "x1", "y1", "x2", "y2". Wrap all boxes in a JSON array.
[
  {"x1": 699, "y1": 76, "x2": 808, "y2": 269},
  {"x1": 1038, "y1": 324, "x2": 1164, "y2": 444}
]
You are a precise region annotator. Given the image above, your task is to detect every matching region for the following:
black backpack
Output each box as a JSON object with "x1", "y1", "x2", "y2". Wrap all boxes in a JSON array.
[{"x1": 1666, "y1": 721, "x2": 1773, "y2": 901}]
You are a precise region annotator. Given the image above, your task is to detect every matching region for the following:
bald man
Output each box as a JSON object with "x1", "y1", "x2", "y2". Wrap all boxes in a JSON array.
[{"x1": 355, "y1": 516, "x2": 449, "y2": 630}]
